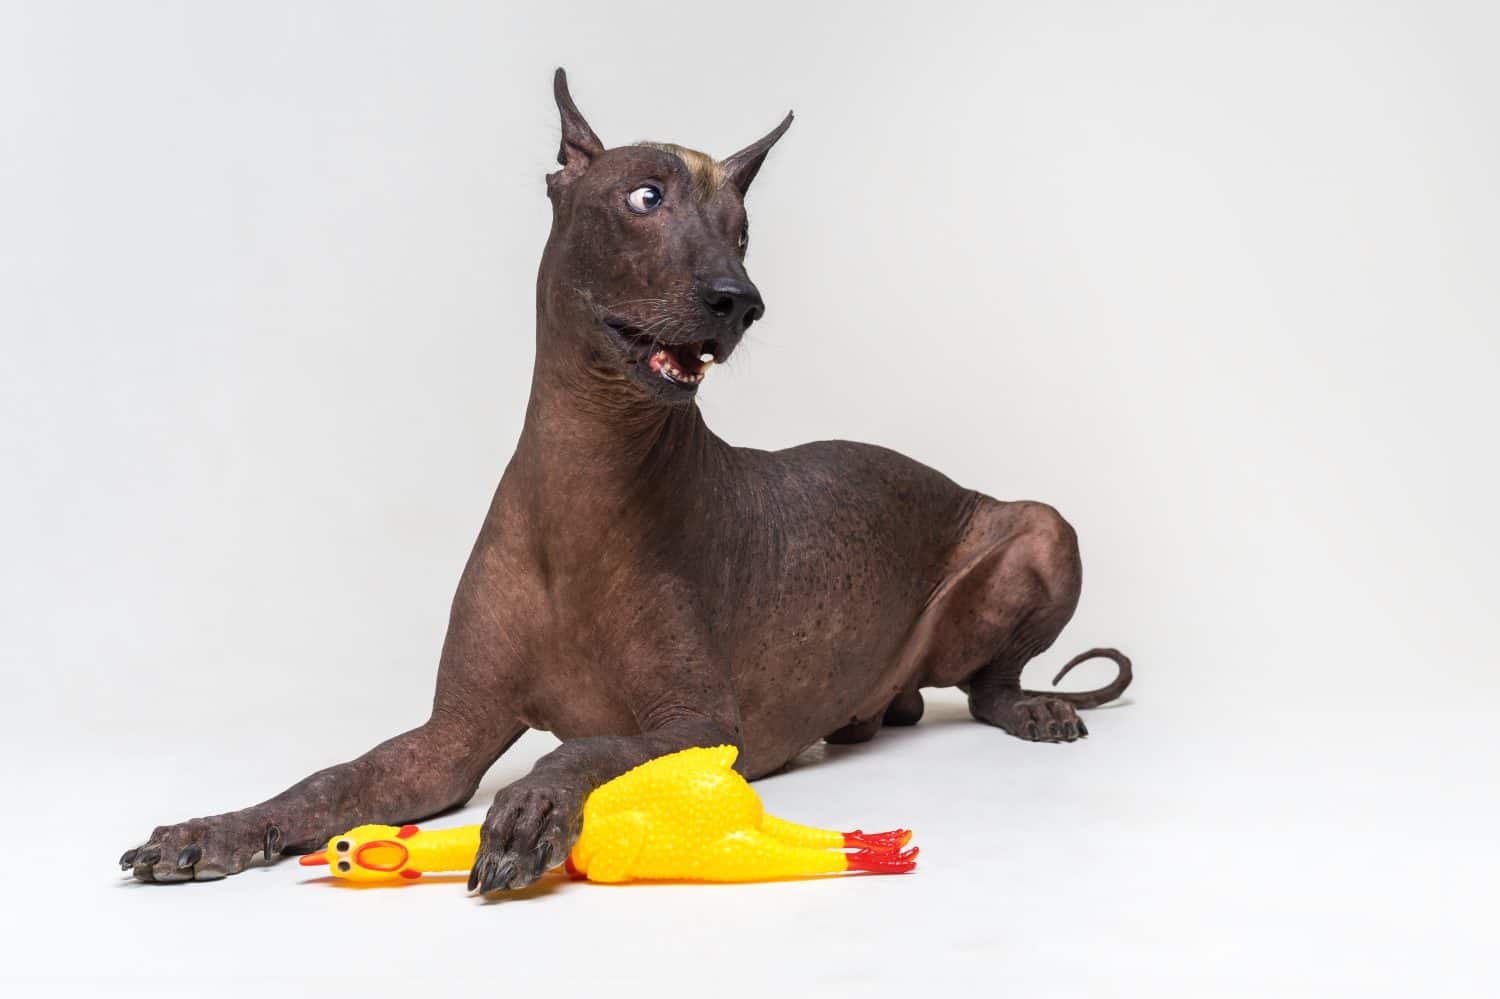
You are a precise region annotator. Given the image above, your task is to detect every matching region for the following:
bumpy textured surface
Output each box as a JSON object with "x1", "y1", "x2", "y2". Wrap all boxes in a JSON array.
[{"x1": 567, "y1": 745, "x2": 917, "y2": 883}]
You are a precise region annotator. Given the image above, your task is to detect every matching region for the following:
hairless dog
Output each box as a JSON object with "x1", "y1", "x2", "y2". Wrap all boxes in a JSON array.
[{"x1": 120, "y1": 69, "x2": 1131, "y2": 892}]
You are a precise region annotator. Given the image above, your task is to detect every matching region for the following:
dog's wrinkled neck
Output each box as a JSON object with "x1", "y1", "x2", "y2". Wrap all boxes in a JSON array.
[{"x1": 517, "y1": 267, "x2": 722, "y2": 502}]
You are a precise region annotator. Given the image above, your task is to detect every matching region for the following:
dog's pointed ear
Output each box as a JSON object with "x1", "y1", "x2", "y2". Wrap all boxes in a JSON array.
[
  {"x1": 722, "y1": 111, "x2": 793, "y2": 196},
  {"x1": 551, "y1": 68, "x2": 604, "y2": 186}
]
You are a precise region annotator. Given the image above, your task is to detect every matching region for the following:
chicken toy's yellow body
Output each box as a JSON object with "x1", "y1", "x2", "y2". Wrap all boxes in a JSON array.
[
  {"x1": 567, "y1": 745, "x2": 914, "y2": 882},
  {"x1": 302, "y1": 746, "x2": 916, "y2": 886}
]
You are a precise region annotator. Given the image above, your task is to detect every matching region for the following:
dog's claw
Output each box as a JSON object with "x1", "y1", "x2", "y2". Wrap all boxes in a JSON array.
[
  {"x1": 472, "y1": 855, "x2": 502, "y2": 894},
  {"x1": 517, "y1": 850, "x2": 547, "y2": 886},
  {"x1": 175, "y1": 845, "x2": 201, "y2": 869},
  {"x1": 475, "y1": 859, "x2": 495, "y2": 894},
  {"x1": 119, "y1": 848, "x2": 140, "y2": 870},
  {"x1": 1077, "y1": 718, "x2": 1089, "y2": 737},
  {"x1": 481, "y1": 859, "x2": 516, "y2": 895}
]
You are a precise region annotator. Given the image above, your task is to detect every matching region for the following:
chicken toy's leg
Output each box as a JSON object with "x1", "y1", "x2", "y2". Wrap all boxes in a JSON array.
[
  {"x1": 759, "y1": 814, "x2": 912, "y2": 853},
  {"x1": 703, "y1": 829, "x2": 918, "y2": 881}
]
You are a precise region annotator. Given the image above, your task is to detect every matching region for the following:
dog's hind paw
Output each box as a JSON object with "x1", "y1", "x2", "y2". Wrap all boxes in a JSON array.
[{"x1": 969, "y1": 691, "x2": 1087, "y2": 743}]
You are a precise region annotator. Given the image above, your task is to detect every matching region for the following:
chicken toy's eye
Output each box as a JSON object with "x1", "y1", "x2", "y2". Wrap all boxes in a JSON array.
[
  {"x1": 335, "y1": 839, "x2": 351, "y2": 853},
  {"x1": 337, "y1": 860, "x2": 352, "y2": 873},
  {"x1": 626, "y1": 185, "x2": 663, "y2": 214}
]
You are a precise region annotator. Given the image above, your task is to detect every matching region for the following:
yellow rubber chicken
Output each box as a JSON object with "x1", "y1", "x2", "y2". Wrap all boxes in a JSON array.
[{"x1": 301, "y1": 745, "x2": 916, "y2": 885}]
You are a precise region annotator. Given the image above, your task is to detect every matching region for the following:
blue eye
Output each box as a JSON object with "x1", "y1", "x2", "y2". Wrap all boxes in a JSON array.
[{"x1": 627, "y1": 185, "x2": 663, "y2": 213}]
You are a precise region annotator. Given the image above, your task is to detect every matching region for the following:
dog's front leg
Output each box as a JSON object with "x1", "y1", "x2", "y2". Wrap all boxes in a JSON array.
[
  {"x1": 469, "y1": 714, "x2": 736, "y2": 894},
  {"x1": 121, "y1": 711, "x2": 524, "y2": 882}
]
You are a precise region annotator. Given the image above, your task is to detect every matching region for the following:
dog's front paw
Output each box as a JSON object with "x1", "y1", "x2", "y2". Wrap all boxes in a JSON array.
[
  {"x1": 469, "y1": 780, "x2": 583, "y2": 895},
  {"x1": 120, "y1": 812, "x2": 284, "y2": 883}
]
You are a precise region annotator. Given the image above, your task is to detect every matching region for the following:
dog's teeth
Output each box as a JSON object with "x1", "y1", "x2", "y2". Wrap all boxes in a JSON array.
[{"x1": 699, "y1": 352, "x2": 715, "y2": 363}]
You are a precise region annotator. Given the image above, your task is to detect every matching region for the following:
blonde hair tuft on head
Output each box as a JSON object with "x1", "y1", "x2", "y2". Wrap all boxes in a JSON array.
[{"x1": 635, "y1": 142, "x2": 727, "y2": 200}]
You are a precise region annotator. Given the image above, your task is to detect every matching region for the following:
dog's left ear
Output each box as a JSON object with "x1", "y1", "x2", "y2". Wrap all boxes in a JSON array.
[
  {"x1": 722, "y1": 111, "x2": 794, "y2": 196},
  {"x1": 549, "y1": 68, "x2": 605, "y2": 193}
]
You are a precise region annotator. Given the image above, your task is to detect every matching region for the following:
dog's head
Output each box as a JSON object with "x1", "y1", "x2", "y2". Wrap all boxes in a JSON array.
[{"x1": 539, "y1": 69, "x2": 792, "y2": 404}]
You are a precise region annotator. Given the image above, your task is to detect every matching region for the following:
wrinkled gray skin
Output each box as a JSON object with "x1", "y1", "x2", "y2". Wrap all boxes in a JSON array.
[{"x1": 121, "y1": 70, "x2": 1131, "y2": 891}]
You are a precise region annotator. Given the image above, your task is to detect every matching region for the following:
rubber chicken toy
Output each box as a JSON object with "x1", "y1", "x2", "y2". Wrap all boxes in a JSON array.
[{"x1": 300, "y1": 745, "x2": 917, "y2": 885}]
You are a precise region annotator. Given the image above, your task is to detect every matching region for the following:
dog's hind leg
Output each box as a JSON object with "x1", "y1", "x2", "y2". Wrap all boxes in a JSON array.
[
  {"x1": 958, "y1": 501, "x2": 1130, "y2": 742},
  {"x1": 910, "y1": 498, "x2": 1129, "y2": 743},
  {"x1": 882, "y1": 687, "x2": 924, "y2": 727}
]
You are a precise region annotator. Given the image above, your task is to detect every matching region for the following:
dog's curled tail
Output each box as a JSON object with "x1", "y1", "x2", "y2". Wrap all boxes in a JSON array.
[{"x1": 1030, "y1": 648, "x2": 1132, "y2": 708}]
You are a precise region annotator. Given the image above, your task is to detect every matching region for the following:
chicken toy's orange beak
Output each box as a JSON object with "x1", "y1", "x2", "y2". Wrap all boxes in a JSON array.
[{"x1": 299, "y1": 851, "x2": 328, "y2": 867}]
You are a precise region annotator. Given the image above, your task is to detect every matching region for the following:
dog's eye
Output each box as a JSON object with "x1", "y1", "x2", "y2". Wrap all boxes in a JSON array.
[
  {"x1": 626, "y1": 185, "x2": 663, "y2": 214},
  {"x1": 737, "y1": 222, "x2": 749, "y2": 251}
]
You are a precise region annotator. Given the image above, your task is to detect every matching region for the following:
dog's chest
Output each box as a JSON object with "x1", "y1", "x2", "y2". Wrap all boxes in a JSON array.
[{"x1": 511, "y1": 593, "x2": 641, "y2": 739}]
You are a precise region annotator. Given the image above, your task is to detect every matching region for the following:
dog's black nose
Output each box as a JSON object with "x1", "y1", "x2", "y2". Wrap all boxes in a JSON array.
[{"x1": 699, "y1": 275, "x2": 764, "y2": 330}]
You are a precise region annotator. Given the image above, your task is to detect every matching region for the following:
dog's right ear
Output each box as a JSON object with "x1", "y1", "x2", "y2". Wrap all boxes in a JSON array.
[{"x1": 549, "y1": 68, "x2": 604, "y2": 194}]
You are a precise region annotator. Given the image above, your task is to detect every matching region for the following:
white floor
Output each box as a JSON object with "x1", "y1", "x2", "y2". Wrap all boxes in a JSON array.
[{"x1": 8, "y1": 686, "x2": 1495, "y2": 997}]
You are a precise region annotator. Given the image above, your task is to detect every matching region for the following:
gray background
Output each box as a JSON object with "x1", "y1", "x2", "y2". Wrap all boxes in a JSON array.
[{"x1": 2, "y1": 1, "x2": 1496, "y2": 996}]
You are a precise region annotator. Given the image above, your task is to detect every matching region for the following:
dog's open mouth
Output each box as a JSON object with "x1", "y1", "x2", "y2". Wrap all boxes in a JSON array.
[{"x1": 604, "y1": 319, "x2": 719, "y2": 389}]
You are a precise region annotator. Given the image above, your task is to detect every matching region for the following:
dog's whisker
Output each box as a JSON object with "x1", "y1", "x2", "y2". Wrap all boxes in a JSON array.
[{"x1": 599, "y1": 297, "x2": 669, "y2": 310}]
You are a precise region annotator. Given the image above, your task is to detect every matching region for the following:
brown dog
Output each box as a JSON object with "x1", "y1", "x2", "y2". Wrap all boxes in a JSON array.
[{"x1": 120, "y1": 69, "x2": 1130, "y2": 891}]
